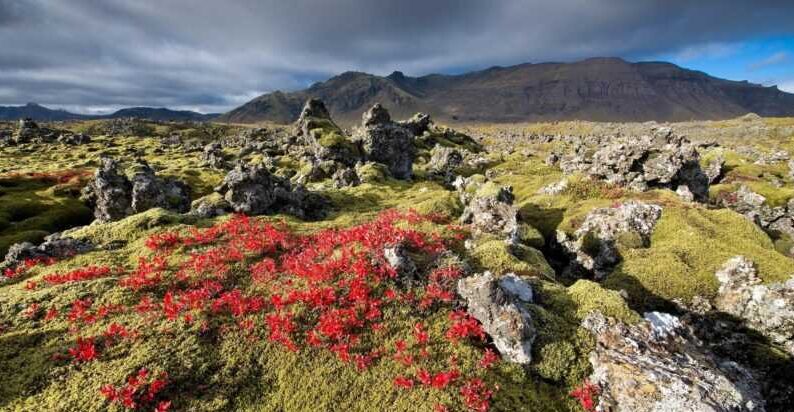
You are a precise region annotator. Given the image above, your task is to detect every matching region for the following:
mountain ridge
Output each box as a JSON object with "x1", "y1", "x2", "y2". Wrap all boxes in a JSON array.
[
  {"x1": 218, "y1": 57, "x2": 794, "y2": 125},
  {"x1": 0, "y1": 103, "x2": 217, "y2": 122}
]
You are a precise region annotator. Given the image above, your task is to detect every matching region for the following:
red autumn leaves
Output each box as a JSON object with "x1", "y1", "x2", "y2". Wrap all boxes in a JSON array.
[
  {"x1": 100, "y1": 367, "x2": 170, "y2": 411},
  {"x1": 21, "y1": 210, "x2": 502, "y2": 411},
  {"x1": 570, "y1": 380, "x2": 600, "y2": 412}
]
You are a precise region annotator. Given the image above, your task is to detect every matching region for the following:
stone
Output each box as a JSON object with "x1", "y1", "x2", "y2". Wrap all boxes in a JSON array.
[
  {"x1": 215, "y1": 162, "x2": 276, "y2": 215},
  {"x1": 583, "y1": 311, "x2": 765, "y2": 412},
  {"x1": 215, "y1": 162, "x2": 329, "y2": 220},
  {"x1": 721, "y1": 186, "x2": 794, "y2": 240},
  {"x1": 557, "y1": 201, "x2": 662, "y2": 279},
  {"x1": 82, "y1": 158, "x2": 192, "y2": 222},
  {"x1": 676, "y1": 184, "x2": 694, "y2": 202},
  {"x1": 189, "y1": 193, "x2": 231, "y2": 218},
  {"x1": 332, "y1": 167, "x2": 360, "y2": 188},
  {"x1": 427, "y1": 145, "x2": 463, "y2": 186},
  {"x1": 57, "y1": 133, "x2": 91, "y2": 145},
  {"x1": 460, "y1": 185, "x2": 520, "y2": 243},
  {"x1": 130, "y1": 162, "x2": 191, "y2": 214},
  {"x1": 202, "y1": 142, "x2": 226, "y2": 169},
  {"x1": 705, "y1": 154, "x2": 725, "y2": 184},
  {"x1": 295, "y1": 98, "x2": 332, "y2": 133},
  {"x1": 714, "y1": 256, "x2": 794, "y2": 356},
  {"x1": 384, "y1": 242, "x2": 418, "y2": 283},
  {"x1": 89, "y1": 157, "x2": 133, "y2": 223},
  {"x1": 353, "y1": 104, "x2": 416, "y2": 180},
  {"x1": 398, "y1": 112, "x2": 431, "y2": 136},
  {"x1": 545, "y1": 152, "x2": 560, "y2": 166},
  {"x1": 537, "y1": 178, "x2": 568, "y2": 195},
  {"x1": 457, "y1": 272, "x2": 535, "y2": 364},
  {"x1": 295, "y1": 99, "x2": 362, "y2": 167},
  {"x1": 1, "y1": 233, "x2": 93, "y2": 280},
  {"x1": 559, "y1": 129, "x2": 710, "y2": 201}
]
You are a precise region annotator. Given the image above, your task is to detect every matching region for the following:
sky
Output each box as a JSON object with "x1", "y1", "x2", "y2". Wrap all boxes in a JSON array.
[{"x1": 1, "y1": 0, "x2": 793, "y2": 114}]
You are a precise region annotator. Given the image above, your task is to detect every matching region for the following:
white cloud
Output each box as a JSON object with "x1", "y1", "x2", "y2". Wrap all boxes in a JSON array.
[
  {"x1": 672, "y1": 42, "x2": 739, "y2": 62},
  {"x1": 779, "y1": 80, "x2": 794, "y2": 93},
  {"x1": 749, "y1": 51, "x2": 789, "y2": 71}
]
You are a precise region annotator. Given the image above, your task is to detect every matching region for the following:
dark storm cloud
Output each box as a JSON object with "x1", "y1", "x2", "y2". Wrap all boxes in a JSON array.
[{"x1": 1, "y1": 0, "x2": 793, "y2": 113}]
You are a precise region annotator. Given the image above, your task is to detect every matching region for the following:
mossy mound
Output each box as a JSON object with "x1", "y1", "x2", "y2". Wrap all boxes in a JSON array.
[
  {"x1": 567, "y1": 280, "x2": 640, "y2": 324},
  {"x1": 0, "y1": 210, "x2": 571, "y2": 412},
  {"x1": 415, "y1": 127, "x2": 483, "y2": 154},
  {"x1": 469, "y1": 239, "x2": 554, "y2": 280},
  {"x1": 605, "y1": 206, "x2": 793, "y2": 310},
  {"x1": 306, "y1": 118, "x2": 361, "y2": 161},
  {"x1": 0, "y1": 175, "x2": 93, "y2": 257}
]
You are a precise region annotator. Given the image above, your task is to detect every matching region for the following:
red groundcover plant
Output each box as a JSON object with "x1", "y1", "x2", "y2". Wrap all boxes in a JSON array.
[
  {"x1": 37, "y1": 210, "x2": 505, "y2": 410},
  {"x1": 570, "y1": 380, "x2": 600, "y2": 412}
]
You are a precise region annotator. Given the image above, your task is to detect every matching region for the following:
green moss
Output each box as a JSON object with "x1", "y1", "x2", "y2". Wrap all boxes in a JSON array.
[
  {"x1": 67, "y1": 208, "x2": 188, "y2": 246},
  {"x1": 604, "y1": 206, "x2": 793, "y2": 310},
  {"x1": 567, "y1": 280, "x2": 640, "y2": 324},
  {"x1": 517, "y1": 223, "x2": 544, "y2": 248},
  {"x1": 470, "y1": 240, "x2": 554, "y2": 279},
  {"x1": 526, "y1": 282, "x2": 596, "y2": 387},
  {"x1": 306, "y1": 118, "x2": 361, "y2": 160},
  {"x1": 414, "y1": 127, "x2": 483, "y2": 154},
  {"x1": 0, "y1": 177, "x2": 93, "y2": 256},
  {"x1": 356, "y1": 163, "x2": 388, "y2": 184}
]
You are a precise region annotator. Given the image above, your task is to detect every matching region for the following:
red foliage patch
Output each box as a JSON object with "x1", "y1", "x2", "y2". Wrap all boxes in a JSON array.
[
  {"x1": 34, "y1": 210, "x2": 502, "y2": 411},
  {"x1": 570, "y1": 380, "x2": 600, "y2": 412},
  {"x1": 42, "y1": 265, "x2": 116, "y2": 285}
]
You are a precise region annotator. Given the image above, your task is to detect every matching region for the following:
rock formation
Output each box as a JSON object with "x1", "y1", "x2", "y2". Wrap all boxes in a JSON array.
[
  {"x1": 583, "y1": 311, "x2": 765, "y2": 412},
  {"x1": 457, "y1": 272, "x2": 536, "y2": 364}
]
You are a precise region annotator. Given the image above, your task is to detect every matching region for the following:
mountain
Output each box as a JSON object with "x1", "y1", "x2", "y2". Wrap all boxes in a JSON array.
[
  {"x1": 0, "y1": 103, "x2": 87, "y2": 121},
  {"x1": 0, "y1": 103, "x2": 217, "y2": 122},
  {"x1": 218, "y1": 57, "x2": 794, "y2": 125},
  {"x1": 106, "y1": 107, "x2": 218, "y2": 121}
]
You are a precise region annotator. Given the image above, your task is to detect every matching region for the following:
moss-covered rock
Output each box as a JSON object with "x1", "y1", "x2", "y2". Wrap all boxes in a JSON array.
[
  {"x1": 470, "y1": 239, "x2": 554, "y2": 279},
  {"x1": 604, "y1": 206, "x2": 793, "y2": 310}
]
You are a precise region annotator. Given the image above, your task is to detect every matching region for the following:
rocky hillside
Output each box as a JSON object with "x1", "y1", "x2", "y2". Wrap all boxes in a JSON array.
[
  {"x1": 1, "y1": 107, "x2": 794, "y2": 411},
  {"x1": 219, "y1": 58, "x2": 794, "y2": 125}
]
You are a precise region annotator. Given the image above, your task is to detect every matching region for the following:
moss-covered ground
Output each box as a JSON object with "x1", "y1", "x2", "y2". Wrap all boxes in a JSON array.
[{"x1": 1, "y1": 117, "x2": 793, "y2": 411}]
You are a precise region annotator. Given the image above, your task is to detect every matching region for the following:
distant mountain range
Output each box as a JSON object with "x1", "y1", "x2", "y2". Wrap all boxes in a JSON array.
[
  {"x1": 218, "y1": 57, "x2": 794, "y2": 125},
  {"x1": 0, "y1": 103, "x2": 217, "y2": 122}
]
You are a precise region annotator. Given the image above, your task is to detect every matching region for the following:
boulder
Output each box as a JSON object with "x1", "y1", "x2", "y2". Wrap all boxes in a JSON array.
[
  {"x1": 583, "y1": 311, "x2": 765, "y2": 412},
  {"x1": 57, "y1": 133, "x2": 91, "y2": 145},
  {"x1": 457, "y1": 272, "x2": 535, "y2": 364},
  {"x1": 427, "y1": 145, "x2": 463, "y2": 186},
  {"x1": 537, "y1": 178, "x2": 568, "y2": 195},
  {"x1": 189, "y1": 193, "x2": 232, "y2": 218},
  {"x1": 83, "y1": 158, "x2": 192, "y2": 222},
  {"x1": 714, "y1": 256, "x2": 794, "y2": 356},
  {"x1": 384, "y1": 242, "x2": 418, "y2": 283},
  {"x1": 89, "y1": 157, "x2": 133, "y2": 223},
  {"x1": 705, "y1": 154, "x2": 725, "y2": 184},
  {"x1": 460, "y1": 185, "x2": 520, "y2": 242},
  {"x1": 130, "y1": 162, "x2": 191, "y2": 214},
  {"x1": 1, "y1": 233, "x2": 94, "y2": 279},
  {"x1": 560, "y1": 128, "x2": 710, "y2": 201},
  {"x1": 721, "y1": 186, "x2": 794, "y2": 241},
  {"x1": 331, "y1": 167, "x2": 360, "y2": 188},
  {"x1": 353, "y1": 104, "x2": 416, "y2": 180},
  {"x1": 557, "y1": 201, "x2": 662, "y2": 279},
  {"x1": 214, "y1": 162, "x2": 276, "y2": 215},
  {"x1": 295, "y1": 99, "x2": 361, "y2": 166},
  {"x1": 398, "y1": 112, "x2": 431, "y2": 136},
  {"x1": 214, "y1": 162, "x2": 329, "y2": 220},
  {"x1": 202, "y1": 142, "x2": 227, "y2": 169}
]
